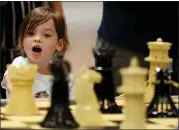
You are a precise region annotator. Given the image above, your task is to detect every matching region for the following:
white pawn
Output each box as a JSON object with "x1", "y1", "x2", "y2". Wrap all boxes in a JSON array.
[{"x1": 119, "y1": 57, "x2": 148, "y2": 129}]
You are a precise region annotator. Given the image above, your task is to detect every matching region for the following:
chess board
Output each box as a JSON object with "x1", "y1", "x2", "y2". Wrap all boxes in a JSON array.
[{"x1": 1, "y1": 97, "x2": 178, "y2": 130}]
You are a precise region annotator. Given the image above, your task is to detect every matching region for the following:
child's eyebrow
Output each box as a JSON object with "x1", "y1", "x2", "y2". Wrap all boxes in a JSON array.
[{"x1": 44, "y1": 28, "x2": 53, "y2": 32}]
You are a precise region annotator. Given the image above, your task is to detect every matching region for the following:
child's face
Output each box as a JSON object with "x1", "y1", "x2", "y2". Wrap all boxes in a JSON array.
[{"x1": 23, "y1": 19, "x2": 63, "y2": 64}]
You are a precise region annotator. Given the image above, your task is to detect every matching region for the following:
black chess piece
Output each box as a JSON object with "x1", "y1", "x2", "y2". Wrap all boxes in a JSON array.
[
  {"x1": 40, "y1": 54, "x2": 79, "y2": 128},
  {"x1": 147, "y1": 67, "x2": 179, "y2": 118},
  {"x1": 91, "y1": 48, "x2": 122, "y2": 114}
]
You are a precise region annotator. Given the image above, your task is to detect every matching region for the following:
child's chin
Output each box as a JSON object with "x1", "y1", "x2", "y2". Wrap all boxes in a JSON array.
[{"x1": 28, "y1": 56, "x2": 42, "y2": 64}]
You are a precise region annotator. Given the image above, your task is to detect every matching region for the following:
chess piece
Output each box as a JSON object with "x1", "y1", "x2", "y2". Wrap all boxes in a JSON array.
[
  {"x1": 92, "y1": 48, "x2": 121, "y2": 114},
  {"x1": 35, "y1": 91, "x2": 49, "y2": 98},
  {"x1": 144, "y1": 38, "x2": 173, "y2": 103},
  {"x1": 74, "y1": 67, "x2": 106, "y2": 127},
  {"x1": 4, "y1": 64, "x2": 39, "y2": 116},
  {"x1": 119, "y1": 57, "x2": 148, "y2": 129},
  {"x1": 40, "y1": 54, "x2": 79, "y2": 128},
  {"x1": 165, "y1": 68, "x2": 178, "y2": 88},
  {"x1": 147, "y1": 67, "x2": 179, "y2": 118}
]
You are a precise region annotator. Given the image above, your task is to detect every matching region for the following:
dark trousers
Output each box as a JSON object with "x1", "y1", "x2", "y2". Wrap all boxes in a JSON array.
[{"x1": 94, "y1": 36, "x2": 148, "y2": 94}]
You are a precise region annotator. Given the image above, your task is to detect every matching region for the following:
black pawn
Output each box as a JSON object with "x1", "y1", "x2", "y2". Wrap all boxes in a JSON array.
[
  {"x1": 147, "y1": 67, "x2": 179, "y2": 118},
  {"x1": 40, "y1": 55, "x2": 79, "y2": 128}
]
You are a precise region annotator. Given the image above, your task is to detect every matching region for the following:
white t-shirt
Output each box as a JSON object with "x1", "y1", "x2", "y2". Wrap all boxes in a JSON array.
[{"x1": 1, "y1": 56, "x2": 75, "y2": 100}]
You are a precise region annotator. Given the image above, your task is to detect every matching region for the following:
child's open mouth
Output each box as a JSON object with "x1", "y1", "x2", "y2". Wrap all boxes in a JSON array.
[{"x1": 32, "y1": 45, "x2": 42, "y2": 56}]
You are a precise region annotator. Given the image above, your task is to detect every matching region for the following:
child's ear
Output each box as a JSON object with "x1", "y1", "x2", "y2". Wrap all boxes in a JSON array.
[{"x1": 56, "y1": 38, "x2": 64, "y2": 51}]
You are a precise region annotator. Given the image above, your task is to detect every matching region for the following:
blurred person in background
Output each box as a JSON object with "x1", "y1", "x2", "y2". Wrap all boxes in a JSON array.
[{"x1": 95, "y1": 2, "x2": 178, "y2": 95}]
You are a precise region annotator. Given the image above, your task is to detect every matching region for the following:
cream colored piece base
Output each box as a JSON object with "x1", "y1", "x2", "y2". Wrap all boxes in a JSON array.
[
  {"x1": 144, "y1": 85, "x2": 155, "y2": 103},
  {"x1": 73, "y1": 106, "x2": 107, "y2": 128}
]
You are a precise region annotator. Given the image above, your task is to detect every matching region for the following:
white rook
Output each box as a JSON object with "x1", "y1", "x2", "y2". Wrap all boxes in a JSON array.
[{"x1": 5, "y1": 64, "x2": 39, "y2": 116}]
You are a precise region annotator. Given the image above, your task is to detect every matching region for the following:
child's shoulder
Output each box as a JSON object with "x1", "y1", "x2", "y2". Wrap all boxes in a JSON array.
[{"x1": 11, "y1": 56, "x2": 28, "y2": 66}]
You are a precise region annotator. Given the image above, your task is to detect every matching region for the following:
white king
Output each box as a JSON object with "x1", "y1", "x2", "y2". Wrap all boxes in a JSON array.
[{"x1": 119, "y1": 57, "x2": 148, "y2": 129}]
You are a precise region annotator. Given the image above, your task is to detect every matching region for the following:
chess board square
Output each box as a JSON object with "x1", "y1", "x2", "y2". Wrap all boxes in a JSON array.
[
  {"x1": 149, "y1": 118, "x2": 178, "y2": 128},
  {"x1": 6, "y1": 115, "x2": 44, "y2": 124},
  {"x1": 1, "y1": 120, "x2": 28, "y2": 129}
]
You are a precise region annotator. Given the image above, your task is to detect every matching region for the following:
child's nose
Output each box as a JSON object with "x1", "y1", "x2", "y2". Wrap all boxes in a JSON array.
[{"x1": 34, "y1": 36, "x2": 42, "y2": 43}]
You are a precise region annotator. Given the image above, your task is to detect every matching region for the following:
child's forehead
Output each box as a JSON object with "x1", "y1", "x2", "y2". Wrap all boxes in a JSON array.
[
  {"x1": 31, "y1": 19, "x2": 56, "y2": 31},
  {"x1": 38, "y1": 18, "x2": 55, "y2": 27}
]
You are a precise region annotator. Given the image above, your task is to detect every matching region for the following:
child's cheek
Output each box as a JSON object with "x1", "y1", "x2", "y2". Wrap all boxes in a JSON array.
[{"x1": 24, "y1": 42, "x2": 32, "y2": 54}]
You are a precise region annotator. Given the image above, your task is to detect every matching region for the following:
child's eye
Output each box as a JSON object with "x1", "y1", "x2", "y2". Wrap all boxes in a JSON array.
[{"x1": 44, "y1": 34, "x2": 51, "y2": 37}]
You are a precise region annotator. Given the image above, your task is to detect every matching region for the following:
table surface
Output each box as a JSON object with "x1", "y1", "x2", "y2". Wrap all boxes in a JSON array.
[{"x1": 1, "y1": 96, "x2": 178, "y2": 130}]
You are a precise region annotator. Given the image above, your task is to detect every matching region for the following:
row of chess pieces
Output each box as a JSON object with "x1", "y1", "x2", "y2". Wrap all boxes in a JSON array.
[{"x1": 2, "y1": 38, "x2": 179, "y2": 129}]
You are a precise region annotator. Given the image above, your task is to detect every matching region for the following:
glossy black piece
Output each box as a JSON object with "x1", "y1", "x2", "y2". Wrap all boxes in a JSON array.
[
  {"x1": 91, "y1": 48, "x2": 122, "y2": 114},
  {"x1": 147, "y1": 68, "x2": 179, "y2": 118},
  {"x1": 40, "y1": 54, "x2": 79, "y2": 128}
]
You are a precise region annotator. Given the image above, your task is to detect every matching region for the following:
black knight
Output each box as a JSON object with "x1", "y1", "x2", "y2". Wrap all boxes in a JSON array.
[{"x1": 91, "y1": 48, "x2": 122, "y2": 114}]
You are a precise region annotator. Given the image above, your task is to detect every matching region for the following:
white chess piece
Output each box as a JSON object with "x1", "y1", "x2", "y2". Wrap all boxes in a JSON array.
[
  {"x1": 144, "y1": 38, "x2": 173, "y2": 103},
  {"x1": 74, "y1": 67, "x2": 106, "y2": 127},
  {"x1": 5, "y1": 64, "x2": 39, "y2": 116},
  {"x1": 119, "y1": 57, "x2": 148, "y2": 129}
]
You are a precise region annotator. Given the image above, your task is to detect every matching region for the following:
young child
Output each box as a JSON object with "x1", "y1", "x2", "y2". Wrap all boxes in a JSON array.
[{"x1": 1, "y1": 7, "x2": 74, "y2": 100}]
